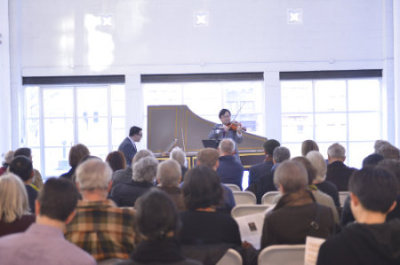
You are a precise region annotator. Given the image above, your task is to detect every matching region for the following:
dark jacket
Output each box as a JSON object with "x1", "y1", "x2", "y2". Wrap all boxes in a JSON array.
[
  {"x1": 110, "y1": 180, "x2": 153, "y2": 207},
  {"x1": 158, "y1": 186, "x2": 186, "y2": 211},
  {"x1": 26, "y1": 184, "x2": 38, "y2": 213},
  {"x1": 248, "y1": 160, "x2": 273, "y2": 186},
  {"x1": 217, "y1": 155, "x2": 244, "y2": 190},
  {"x1": 0, "y1": 214, "x2": 35, "y2": 237},
  {"x1": 315, "y1": 181, "x2": 340, "y2": 208},
  {"x1": 326, "y1": 161, "x2": 356, "y2": 191},
  {"x1": 246, "y1": 170, "x2": 276, "y2": 204},
  {"x1": 118, "y1": 137, "x2": 137, "y2": 167},
  {"x1": 317, "y1": 219, "x2": 400, "y2": 265}
]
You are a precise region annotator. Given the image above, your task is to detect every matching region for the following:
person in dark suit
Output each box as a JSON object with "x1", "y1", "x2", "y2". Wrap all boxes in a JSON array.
[
  {"x1": 217, "y1": 139, "x2": 244, "y2": 189},
  {"x1": 118, "y1": 126, "x2": 143, "y2": 167},
  {"x1": 326, "y1": 143, "x2": 356, "y2": 191}
]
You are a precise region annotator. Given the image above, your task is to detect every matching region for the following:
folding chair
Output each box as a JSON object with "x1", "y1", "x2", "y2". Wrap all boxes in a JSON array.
[
  {"x1": 233, "y1": 191, "x2": 257, "y2": 205},
  {"x1": 231, "y1": 204, "x2": 269, "y2": 218},
  {"x1": 216, "y1": 248, "x2": 243, "y2": 265},
  {"x1": 261, "y1": 191, "x2": 280, "y2": 205},
  {"x1": 225, "y1": 183, "x2": 241, "y2": 191},
  {"x1": 339, "y1": 191, "x2": 350, "y2": 207},
  {"x1": 258, "y1": 244, "x2": 305, "y2": 265}
]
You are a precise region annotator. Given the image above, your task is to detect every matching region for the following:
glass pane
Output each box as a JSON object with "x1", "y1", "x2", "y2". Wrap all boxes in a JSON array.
[
  {"x1": 25, "y1": 118, "x2": 40, "y2": 147},
  {"x1": 281, "y1": 81, "x2": 313, "y2": 113},
  {"x1": 77, "y1": 87, "x2": 108, "y2": 117},
  {"x1": 348, "y1": 79, "x2": 380, "y2": 111},
  {"x1": 44, "y1": 148, "x2": 70, "y2": 178},
  {"x1": 25, "y1": 86, "x2": 40, "y2": 118},
  {"x1": 110, "y1": 85, "x2": 126, "y2": 116},
  {"x1": 143, "y1": 83, "x2": 182, "y2": 108},
  {"x1": 77, "y1": 117, "x2": 108, "y2": 146},
  {"x1": 314, "y1": 80, "x2": 346, "y2": 112},
  {"x1": 43, "y1": 118, "x2": 74, "y2": 146},
  {"x1": 43, "y1": 89, "x2": 73, "y2": 117},
  {"x1": 348, "y1": 113, "x2": 381, "y2": 141},
  {"x1": 87, "y1": 146, "x2": 109, "y2": 161},
  {"x1": 111, "y1": 117, "x2": 126, "y2": 147},
  {"x1": 183, "y1": 83, "x2": 222, "y2": 118},
  {"x1": 281, "y1": 114, "x2": 313, "y2": 142},
  {"x1": 31, "y1": 148, "x2": 42, "y2": 178},
  {"x1": 348, "y1": 142, "x2": 375, "y2": 168},
  {"x1": 315, "y1": 113, "x2": 347, "y2": 142},
  {"x1": 281, "y1": 142, "x2": 301, "y2": 158}
]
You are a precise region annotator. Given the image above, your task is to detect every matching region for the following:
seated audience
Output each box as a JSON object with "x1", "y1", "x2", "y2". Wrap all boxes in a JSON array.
[
  {"x1": 14, "y1": 147, "x2": 43, "y2": 190},
  {"x1": 117, "y1": 189, "x2": 201, "y2": 265},
  {"x1": 0, "y1": 173, "x2": 35, "y2": 237},
  {"x1": 362, "y1": 153, "x2": 384, "y2": 168},
  {"x1": 248, "y1": 139, "x2": 280, "y2": 186},
  {"x1": 0, "y1": 178, "x2": 96, "y2": 265},
  {"x1": 217, "y1": 139, "x2": 244, "y2": 189},
  {"x1": 110, "y1": 156, "x2": 158, "y2": 207},
  {"x1": 301, "y1": 139, "x2": 319, "y2": 156},
  {"x1": 317, "y1": 167, "x2": 400, "y2": 265},
  {"x1": 261, "y1": 161, "x2": 335, "y2": 248},
  {"x1": 326, "y1": 143, "x2": 356, "y2": 191},
  {"x1": 0, "y1": 150, "x2": 14, "y2": 176},
  {"x1": 65, "y1": 159, "x2": 135, "y2": 261},
  {"x1": 156, "y1": 159, "x2": 185, "y2": 211},
  {"x1": 170, "y1": 147, "x2": 188, "y2": 182},
  {"x1": 196, "y1": 148, "x2": 235, "y2": 212},
  {"x1": 375, "y1": 140, "x2": 400, "y2": 159},
  {"x1": 60, "y1": 144, "x2": 90, "y2": 181},
  {"x1": 9, "y1": 155, "x2": 37, "y2": 213},
  {"x1": 106, "y1": 151, "x2": 126, "y2": 172}
]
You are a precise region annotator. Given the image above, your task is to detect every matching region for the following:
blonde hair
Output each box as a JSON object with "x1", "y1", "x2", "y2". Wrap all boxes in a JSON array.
[{"x1": 0, "y1": 173, "x2": 30, "y2": 223}]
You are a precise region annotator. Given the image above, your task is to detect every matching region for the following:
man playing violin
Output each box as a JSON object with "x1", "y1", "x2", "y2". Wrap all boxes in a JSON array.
[{"x1": 208, "y1": 109, "x2": 245, "y2": 156}]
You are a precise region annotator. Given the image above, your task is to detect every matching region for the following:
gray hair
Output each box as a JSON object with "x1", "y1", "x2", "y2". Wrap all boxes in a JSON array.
[
  {"x1": 169, "y1": 147, "x2": 186, "y2": 166},
  {"x1": 376, "y1": 144, "x2": 400, "y2": 159},
  {"x1": 273, "y1": 146, "x2": 291, "y2": 163},
  {"x1": 76, "y1": 158, "x2": 112, "y2": 190},
  {"x1": 156, "y1": 159, "x2": 181, "y2": 187},
  {"x1": 219, "y1": 138, "x2": 235, "y2": 155},
  {"x1": 274, "y1": 161, "x2": 308, "y2": 193},
  {"x1": 306, "y1": 151, "x2": 327, "y2": 182},
  {"x1": 132, "y1": 156, "x2": 159, "y2": 183},
  {"x1": 0, "y1": 173, "x2": 30, "y2": 223},
  {"x1": 327, "y1": 143, "x2": 346, "y2": 159},
  {"x1": 132, "y1": 149, "x2": 155, "y2": 165}
]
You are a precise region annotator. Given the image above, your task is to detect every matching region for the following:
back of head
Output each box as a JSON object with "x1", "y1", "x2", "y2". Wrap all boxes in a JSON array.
[
  {"x1": 362, "y1": 153, "x2": 384, "y2": 168},
  {"x1": 377, "y1": 159, "x2": 400, "y2": 193},
  {"x1": 327, "y1": 143, "x2": 346, "y2": 159},
  {"x1": 306, "y1": 151, "x2": 327, "y2": 182},
  {"x1": 132, "y1": 149, "x2": 155, "y2": 164},
  {"x1": 14, "y1": 147, "x2": 32, "y2": 159},
  {"x1": 129, "y1": 126, "x2": 142, "y2": 137},
  {"x1": 349, "y1": 167, "x2": 397, "y2": 213},
  {"x1": 301, "y1": 140, "x2": 319, "y2": 157},
  {"x1": 263, "y1": 139, "x2": 280, "y2": 156},
  {"x1": 106, "y1": 151, "x2": 126, "y2": 172},
  {"x1": 274, "y1": 160, "x2": 308, "y2": 194},
  {"x1": 197, "y1": 148, "x2": 219, "y2": 169},
  {"x1": 3, "y1": 150, "x2": 14, "y2": 166},
  {"x1": 0, "y1": 173, "x2": 29, "y2": 223},
  {"x1": 38, "y1": 178, "x2": 79, "y2": 222},
  {"x1": 273, "y1": 146, "x2": 291, "y2": 163},
  {"x1": 182, "y1": 166, "x2": 223, "y2": 210},
  {"x1": 292, "y1": 156, "x2": 316, "y2": 185},
  {"x1": 169, "y1": 147, "x2": 186, "y2": 166},
  {"x1": 9, "y1": 156, "x2": 33, "y2": 182},
  {"x1": 156, "y1": 159, "x2": 181, "y2": 187},
  {"x1": 76, "y1": 158, "x2": 112, "y2": 190},
  {"x1": 376, "y1": 144, "x2": 400, "y2": 160},
  {"x1": 69, "y1": 144, "x2": 90, "y2": 168},
  {"x1": 135, "y1": 189, "x2": 180, "y2": 240},
  {"x1": 132, "y1": 156, "x2": 159, "y2": 183},
  {"x1": 219, "y1": 138, "x2": 235, "y2": 155},
  {"x1": 374, "y1": 140, "x2": 391, "y2": 153}
]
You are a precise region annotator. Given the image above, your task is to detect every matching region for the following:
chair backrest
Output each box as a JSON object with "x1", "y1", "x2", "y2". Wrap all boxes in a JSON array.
[
  {"x1": 216, "y1": 248, "x2": 242, "y2": 265},
  {"x1": 261, "y1": 191, "x2": 280, "y2": 205},
  {"x1": 258, "y1": 245, "x2": 305, "y2": 265},
  {"x1": 339, "y1": 191, "x2": 350, "y2": 207},
  {"x1": 231, "y1": 204, "x2": 269, "y2": 218},
  {"x1": 225, "y1": 183, "x2": 241, "y2": 191},
  {"x1": 233, "y1": 191, "x2": 257, "y2": 205}
]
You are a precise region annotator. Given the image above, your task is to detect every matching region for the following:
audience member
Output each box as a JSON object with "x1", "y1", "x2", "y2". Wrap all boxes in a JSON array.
[
  {"x1": 301, "y1": 139, "x2": 319, "y2": 156},
  {"x1": 0, "y1": 150, "x2": 14, "y2": 176},
  {"x1": 110, "y1": 156, "x2": 158, "y2": 207},
  {"x1": 248, "y1": 139, "x2": 280, "y2": 186},
  {"x1": 9, "y1": 155, "x2": 37, "y2": 213},
  {"x1": 106, "y1": 151, "x2": 126, "y2": 172},
  {"x1": 0, "y1": 178, "x2": 96, "y2": 265},
  {"x1": 326, "y1": 143, "x2": 356, "y2": 191},
  {"x1": 170, "y1": 147, "x2": 188, "y2": 182},
  {"x1": 362, "y1": 153, "x2": 384, "y2": 168},
  {"x1": 0, "y1": 173, "x2": 35, "y2": 237},
  {"x1": 375, "y1": 142, "x2": 400, "y2": 159},
  {"x1": 117, "y1": 189, "x2": 201, "y2": 265},
  {"x1": 14, "y1": 147, "x2": 43, "y2": 190},
  {"x1": 261, "y1": 161, "x2": 334, "y2": 248},
  {"x1": 217, "y1": 138, "x2": 244, "y2": 189},
  {"x1": 317, "y1": 167, "x2": 400, "y2": 265},
  {"x1": 156, "y1": 159, "x2": 185, "y2": 211},
  {"x1": 60, "y1": 143, "x2": 90, "y2": 181},
  {"x1": 65, "y1": 159, "x2": 135, "y2": 261}
]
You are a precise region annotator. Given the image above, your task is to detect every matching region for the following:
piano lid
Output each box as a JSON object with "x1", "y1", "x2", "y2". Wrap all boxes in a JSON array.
[{"x1": 147, "y1": 105, "x2": 267, "y2": 154}]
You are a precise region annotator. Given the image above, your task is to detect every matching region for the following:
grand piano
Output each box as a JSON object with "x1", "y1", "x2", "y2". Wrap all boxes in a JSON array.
[{"x1": 147, "y1": 105, "x2": 267, "y2": 168}]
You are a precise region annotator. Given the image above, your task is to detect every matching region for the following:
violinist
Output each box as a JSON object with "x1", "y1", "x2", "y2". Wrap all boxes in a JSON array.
[{"x1": 208, "y1": 109, "x2": 245, "y2": 156}]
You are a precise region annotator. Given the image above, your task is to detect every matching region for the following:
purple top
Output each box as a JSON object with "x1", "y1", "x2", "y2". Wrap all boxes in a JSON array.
[
  {"x1": 0, "y1": 223, "x2": 96, "y2": 265},
  {"x1": 0, "y1": 214, "x2": 35, "y2": 237}
]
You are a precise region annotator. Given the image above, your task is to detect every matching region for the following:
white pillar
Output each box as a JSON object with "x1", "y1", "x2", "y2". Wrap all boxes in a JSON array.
[
  {"x1": 264, "y1": 71, "x2": 281, "y2": 141},
  {"x1": 394, "y1": 0, "x2": 400, "y2": 146}
]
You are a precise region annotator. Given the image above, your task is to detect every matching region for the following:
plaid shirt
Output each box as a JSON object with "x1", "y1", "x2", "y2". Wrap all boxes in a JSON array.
[{"x1": 65, "y1": 199, "x2": 135, "y2": 261}]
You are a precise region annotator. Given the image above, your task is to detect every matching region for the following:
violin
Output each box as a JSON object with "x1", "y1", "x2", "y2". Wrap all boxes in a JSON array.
[{"x1": 227, "y1": 121, "x2": 247, "y2": 132}]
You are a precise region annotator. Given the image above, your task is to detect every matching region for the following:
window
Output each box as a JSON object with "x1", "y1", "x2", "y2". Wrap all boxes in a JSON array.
[
  {"x1": 23, "y1": 79, "x2": 125, "y2": 179},
  {"x1": 280, "y1": 72, "x2": 383, "y2": 168}
]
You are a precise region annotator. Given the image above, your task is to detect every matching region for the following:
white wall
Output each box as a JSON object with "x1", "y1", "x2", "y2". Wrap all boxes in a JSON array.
[{"x1": 3, "y1": 0, "x2": 397, "y2": 151}]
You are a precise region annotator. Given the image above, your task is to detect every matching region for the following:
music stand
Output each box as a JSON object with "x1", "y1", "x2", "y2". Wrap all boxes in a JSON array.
[{"x1": 202, "y1": 139, "x2": 220, "y2": 149}]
